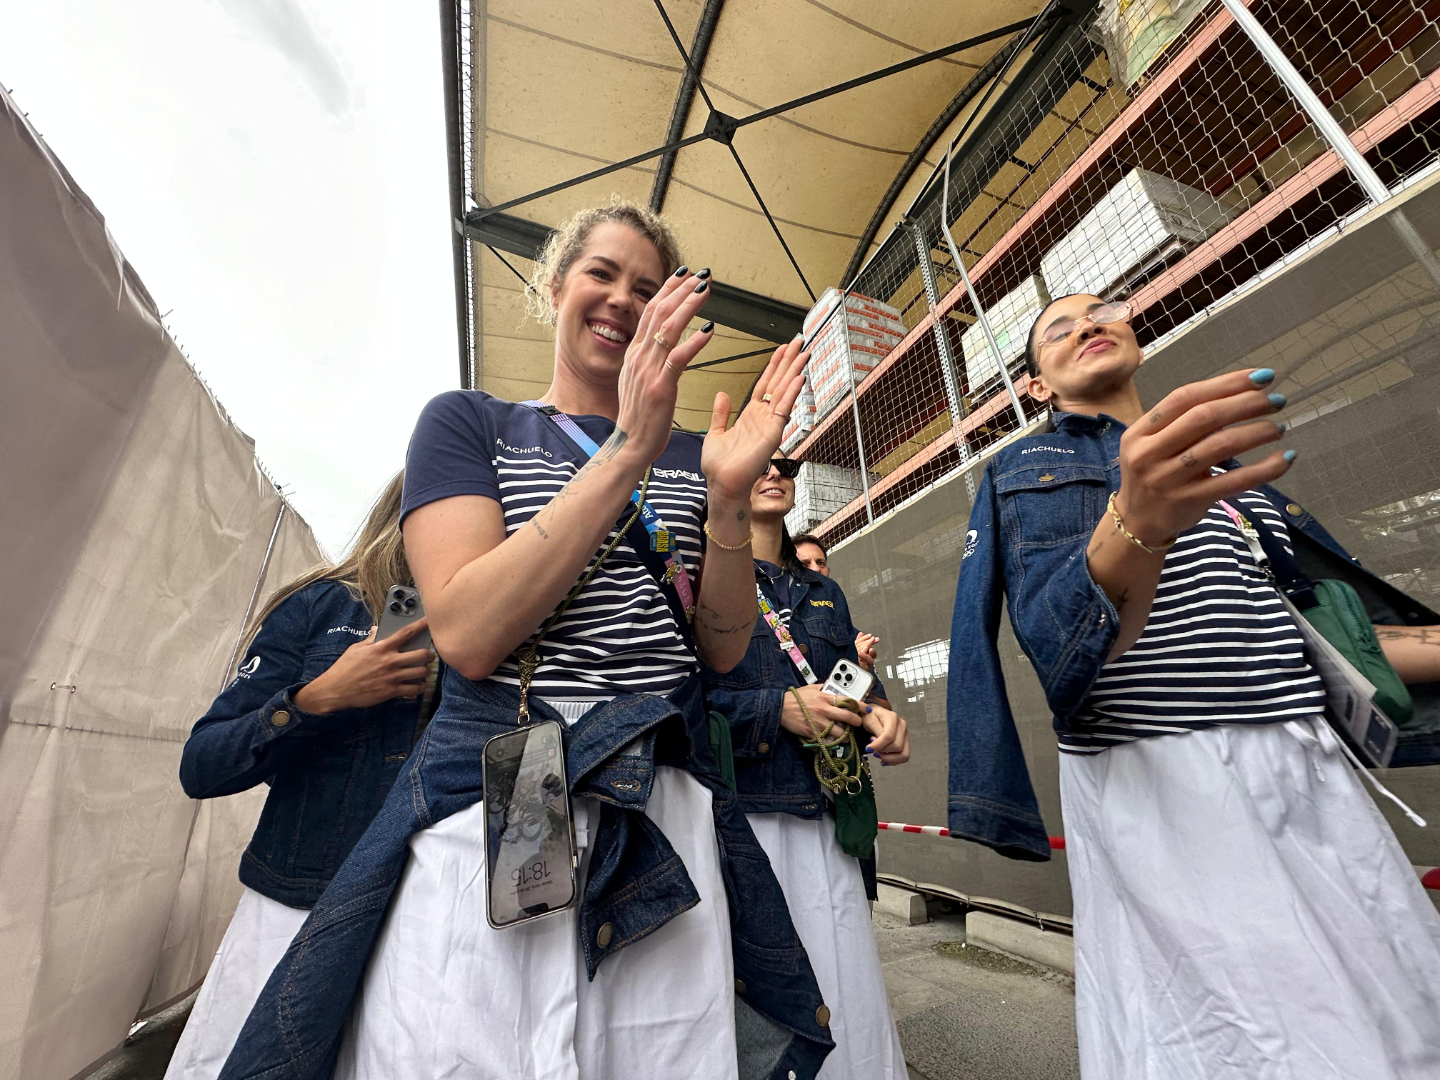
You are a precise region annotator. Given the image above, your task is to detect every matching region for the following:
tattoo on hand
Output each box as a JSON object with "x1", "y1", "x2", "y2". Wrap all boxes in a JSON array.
[
  {"x1": 1149, "y1": 411, "x2": 1163, "y2": 425},
  {"x1": 1180, "y1": 452, "x2": 1197, "y2": 467}
]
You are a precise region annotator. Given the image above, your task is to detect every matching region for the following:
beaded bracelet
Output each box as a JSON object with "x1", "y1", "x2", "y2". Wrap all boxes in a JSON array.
[{"x1": 1107, "y1": 491, "x2": 1177, "y2": 554}]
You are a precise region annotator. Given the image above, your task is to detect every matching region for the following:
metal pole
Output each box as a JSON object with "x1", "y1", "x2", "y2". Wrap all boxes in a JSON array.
[
  {"x1": 941, "y1": 135, "x2": 1028, "y2": 424},
  {"x1": 1218, "y1": 0, "x2": 1440, "y2": 287},
  {"x1": 222, "y1": 503, "x2": 286, "y2": 691},
  {"x1": 911, "y1": 226, "x2": 976, "y2": 499}
]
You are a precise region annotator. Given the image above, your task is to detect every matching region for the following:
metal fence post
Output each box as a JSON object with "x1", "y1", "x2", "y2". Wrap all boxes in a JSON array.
[
  {"x1": 221, "y1": 502, "x2": 286, "y2": 691},
  {"x1": 910, "y1": 224, "x2": 977, "y2": 499},
  {"x1": 1219, "y1": 0, "x2": 1440, "y2": 286},
  {"x1": 840, "y1": 289, "x2": 877, "y2": 527}
]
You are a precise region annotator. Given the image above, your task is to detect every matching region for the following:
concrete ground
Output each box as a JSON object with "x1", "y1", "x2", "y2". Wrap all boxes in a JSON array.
[
  {"x1": 86, "y1": 910, "x2": 1077, "y2": 1080},
  {"x1": 876, "y1": 908, "x2": 1080, "y2": 1080}
]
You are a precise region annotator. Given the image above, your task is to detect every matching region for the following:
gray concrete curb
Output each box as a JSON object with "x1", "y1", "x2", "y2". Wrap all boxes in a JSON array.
[{"x1": 965, "y1": 911, "x2": 1075, "y2": 976}]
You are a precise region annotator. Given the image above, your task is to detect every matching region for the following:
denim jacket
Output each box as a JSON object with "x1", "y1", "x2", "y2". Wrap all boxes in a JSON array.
[
  {"x1": 947, "y1": 410, "x2": 1440, "y2": 861},
  {"x1": 704, "y1": 565, "x2": 880, "y2": 817},
  {"x1": 179, "y1": 580, "x2": 431, "y2": 908},
  {"x1": 219, "y1": 672, "x2": 834, "y2": 1080}
]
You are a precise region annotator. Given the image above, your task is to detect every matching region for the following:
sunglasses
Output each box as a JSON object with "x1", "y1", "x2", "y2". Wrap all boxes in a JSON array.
[
  {"x1": 767, "y1": 458, "x2": 802, "y2": 479},
  {"x1": 1037, "y1": 301, "x2": 1133, "y2": 349}
]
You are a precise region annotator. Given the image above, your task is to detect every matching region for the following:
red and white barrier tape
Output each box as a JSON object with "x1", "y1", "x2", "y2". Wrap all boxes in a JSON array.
[
  {"x1": 878, "y1": 821, "x2": 1065, "y2": 850},
  {"x1": 880, "y1": 823, "x2": 1440, "y2": 887}
]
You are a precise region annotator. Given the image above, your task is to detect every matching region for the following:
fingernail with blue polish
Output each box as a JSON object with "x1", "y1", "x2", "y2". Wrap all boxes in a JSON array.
[
  {"x1": 673, "y1": 265, "x2": 688, "y2": 278},
  {"x1": 1283, "y1": 449, "x2": 1298, "y2": 463},
  {"x1": 1268, "y1": 392, "x2": 1287, "y2": 409},
  {"x1": 1249, "y1": 368, "x2": 1275, "y2": 384},
  {"x1": 1275, "y1": 420, "x2": 1287, "y2": 434},
  {"x1": 865, "y1": 705, "x2": 873, "y2": 713}
]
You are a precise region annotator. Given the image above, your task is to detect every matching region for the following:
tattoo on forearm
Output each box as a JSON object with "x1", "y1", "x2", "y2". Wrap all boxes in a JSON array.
[
  {"x1": 696, "y1": 600, "x2": 748, "y2": 635},
  {"x1": 1375, "y1": 626, "x2": 1440, "y2": 646},
  {"x1": 1114, "y1": 588, "x2": 1129, "y2": 612},
  {"x1": 593, "y1": 429, "x2": 628, "y2": 465},
  {"x1": 534, "y1": 429, "x2": 631, "y2": 529},
  {"x1": 529, "y1": 519, "x2": 549, "y2": 540}
]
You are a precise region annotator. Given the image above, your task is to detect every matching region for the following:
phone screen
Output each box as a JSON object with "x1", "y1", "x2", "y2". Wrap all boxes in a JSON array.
[{"x1": 482, "y1": 721, "x2": 576, "y2": 929}]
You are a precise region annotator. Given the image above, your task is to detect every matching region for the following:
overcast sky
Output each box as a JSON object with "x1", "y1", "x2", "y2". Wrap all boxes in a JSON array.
[{"x1": 0, "y1": 1, "x2": 458, "y2": 555}]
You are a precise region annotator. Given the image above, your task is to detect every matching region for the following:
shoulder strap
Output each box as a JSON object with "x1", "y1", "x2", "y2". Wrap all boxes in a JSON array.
[{"x1": 1220, "y1": 496, "x2": 1319, "y2": 609}]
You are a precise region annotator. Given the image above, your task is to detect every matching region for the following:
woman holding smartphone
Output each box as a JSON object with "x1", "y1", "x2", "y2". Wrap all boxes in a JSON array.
[
  {"x1": 166, "y1": 473, "x2": 435, "y2": 1079},
  {"x1": 219, "y1": 203, "x2": 833, "y2": 1080},
  {"x1": 704, "y1": 454, "x2": 910, "y2": 1080}
]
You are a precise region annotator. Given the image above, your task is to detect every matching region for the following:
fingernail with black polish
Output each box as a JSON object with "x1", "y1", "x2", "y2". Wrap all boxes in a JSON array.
[
  {"x1": 1283, "y1": 449, "x2": 1298, "y2": 463},
  {"x1": 700, "y1": 321, "x2": 714, "y2": 333},
  {"x1": 673, "y1": 265, "x2": 688, "y2": 277},
  {"x1": 694, "y1": 280, "x2": 708, "y2": 293},
  {"x1": 696, "y1": 267, "x2": 712, "y2": 280},
  {"x1": 1268, "y1": 392, "x2": 1287, "y2": 408},
  {"x1": 1249, "y1": 368, "x2": 1275, "y2": 384}
]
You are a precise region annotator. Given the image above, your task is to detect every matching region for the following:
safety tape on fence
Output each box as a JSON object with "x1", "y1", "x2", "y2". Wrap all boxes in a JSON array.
[
  {"x1": 880, "y1": 822, "x2": 1440, "y2": 890},
  {"x1": 878, "y1": 821, "x2": 1066, "y2": 850}
]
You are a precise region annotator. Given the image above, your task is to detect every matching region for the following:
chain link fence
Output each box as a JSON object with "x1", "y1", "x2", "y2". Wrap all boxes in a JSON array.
[{"x1": 790, "y1": 0, "x2": 1440, "y2": 551}]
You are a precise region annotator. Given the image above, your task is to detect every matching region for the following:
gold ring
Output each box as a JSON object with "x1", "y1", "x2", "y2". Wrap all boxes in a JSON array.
[
  {"x1": 654, "y1": 332, "x2": 672, "y2": 350},
  {"x1": 761, "y1": 393, "x2": 773, "y2": 403}
]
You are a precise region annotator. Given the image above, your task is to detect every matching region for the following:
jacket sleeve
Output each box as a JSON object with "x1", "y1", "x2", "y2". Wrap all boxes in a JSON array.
[
  {"x1": 178, "y1": 588, "x2": 338, "y2": 798},
  {"x1": 945, "y1": 466, "x2": 1052, "y2": 861},
  {"x1": 708, "y1": 679, "x2": 788, "y2": 759}
]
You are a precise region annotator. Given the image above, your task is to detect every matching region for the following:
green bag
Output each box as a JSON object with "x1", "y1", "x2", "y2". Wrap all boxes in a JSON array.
[
  {"x1": 707, "y1": 710, "x2": 737, "y2": 793},
  {"x1": 1303, "y1": 578, "x2": 1414, "y2": 726},
  {"x1": 832, "y1": 761, "x2": 879, "y2": 859}
]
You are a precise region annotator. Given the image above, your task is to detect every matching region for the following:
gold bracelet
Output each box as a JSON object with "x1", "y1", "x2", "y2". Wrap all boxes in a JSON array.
[
  {"x1": 1107, "y1": 491, "x2": 1177, "y2": 554},
  {"x1": 703, "y1": 520, "x2": 753, "y2": 551}
]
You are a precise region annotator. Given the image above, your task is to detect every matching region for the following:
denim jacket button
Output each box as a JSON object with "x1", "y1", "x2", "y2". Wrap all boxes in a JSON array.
[
  {"x1": 596, "y1": 922, "x2": 613, "y2": 948},
  {"x1": 1286, "y1": 502, "x2": 1302, "y2": 516},
  {"x1": 757, "y1": 742, "x2": 771, "y2": 754},
  {"x1": 271, "y1": 710, "x2": 291, "y2": 727},
  {"x1": 797, "y1": 643, "x2": 809, "y2": 656},
  {"x1": 815, "y1": 1004, "x2": 830, "y2": 1027},
  {"x1": 788, "y1": 1073, "x2": 796, "y2": 1080},
  {"x1": 734, "y1": 977, "x2": 746, "y2": 996}
]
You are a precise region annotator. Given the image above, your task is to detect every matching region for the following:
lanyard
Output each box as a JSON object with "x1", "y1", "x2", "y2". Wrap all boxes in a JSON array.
[
  {"x1": 1217, "y1": 500, "x2": 1271, "y2": 576},
  {"x1": 522, "y1": 402, "x2": 695, "y2": 618},
  {"x1": 756, "y1": 583, "x2": 819, "y2": 684}
]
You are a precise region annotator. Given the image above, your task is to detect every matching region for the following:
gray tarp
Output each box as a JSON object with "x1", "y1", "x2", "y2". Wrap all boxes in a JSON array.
[{"x1": 0, "y1": 87, "x2": 322, "y2": 1079}]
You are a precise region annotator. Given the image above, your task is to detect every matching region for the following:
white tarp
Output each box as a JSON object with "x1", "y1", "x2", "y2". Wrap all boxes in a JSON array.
[{"x1": 0, "y1": 86, "x2": 322, "y2": 1080}]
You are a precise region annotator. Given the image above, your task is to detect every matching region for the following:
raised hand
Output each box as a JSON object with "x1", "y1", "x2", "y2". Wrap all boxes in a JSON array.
[
  {"x1": 292, "y1": 619, "x2": 432, "y2": 714},
  {"x1": 1113, "y1": 368, "x2": 1291, "y2": 546},
  {"x1": 612, "y1": 267, "x2": 715, "y2": 466},
  {"x1": 854, "y1": 632, "x2": 879, "y2": 672},
  {"x1": 701, "y1": 336, "x2": 809, "y2": 503}
]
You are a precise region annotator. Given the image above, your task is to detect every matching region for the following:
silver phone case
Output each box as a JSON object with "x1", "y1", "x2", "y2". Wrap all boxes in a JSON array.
[
  {"x1": 820, "y1": 657, "x2": 874, "y2": 704},
  {"x1": 375, "y1": 584, "x2": 432, "y2": 652}
]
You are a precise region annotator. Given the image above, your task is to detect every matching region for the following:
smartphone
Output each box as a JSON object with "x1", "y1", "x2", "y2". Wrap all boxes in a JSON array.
[
  {"x1": 482, "y1": 721, "x2": 578, "y2": 929},
  {"x1": 821, "y1": 658, "x2": 875, "y2": 706},
  {"x1": 375, "y1": 584, "x2": 432, "y2": 652}
]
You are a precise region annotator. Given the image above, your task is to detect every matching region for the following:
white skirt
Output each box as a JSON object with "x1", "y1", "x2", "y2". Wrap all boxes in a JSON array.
[
  {"x1": 334, "y1": 765, "x2": 737, "y2": 1080},
  {"x1": 1061, "y1": 716, "x2": 1440, "y2": 1079},
  {"x1": 746, "y1": 813, "x2": 907, "y2": 1080},
  {"x1": 163, "y1": 886, "x2": 309, "y2": 1080}
]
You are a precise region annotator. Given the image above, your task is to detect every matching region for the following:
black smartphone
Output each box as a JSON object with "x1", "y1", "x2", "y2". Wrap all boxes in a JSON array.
[
  {"x1": 375, "y1": 584, "x2": 432, "y2": 652},
  {"x1": 482, "y1": 721, "x2": 578, "y2": 929}
]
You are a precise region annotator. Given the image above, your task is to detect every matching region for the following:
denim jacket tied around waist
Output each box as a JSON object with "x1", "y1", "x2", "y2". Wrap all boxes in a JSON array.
[
  {"x1": 218, "y1": 671, "x2": 835, "y2": 1080},
  {"x1": 179, "y1": 579, "x2": 430, "y2": 908},
  {"x1": 704, "y1": 566, "x2": 882, "y2": 817},
  {"x1": 947, "y1": 410, "x2": 1440, "y2": 862}
]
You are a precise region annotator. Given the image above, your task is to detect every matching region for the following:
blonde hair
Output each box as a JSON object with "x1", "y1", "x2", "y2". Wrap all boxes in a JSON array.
[
  {"x1": 525, "y1": 200, "x2": 683, "y2": 325},
  {"x1": 241, "y1": 472, "x2": 411, "y2": 653}
]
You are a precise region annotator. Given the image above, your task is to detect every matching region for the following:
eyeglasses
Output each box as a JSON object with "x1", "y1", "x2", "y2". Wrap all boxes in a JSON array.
[
  {"x1": 1037, "y1": 301, "x2": 1133, "y2": 349},
  {"x1": 767, "y1": 458, "x2": 802, "y2": 479}
]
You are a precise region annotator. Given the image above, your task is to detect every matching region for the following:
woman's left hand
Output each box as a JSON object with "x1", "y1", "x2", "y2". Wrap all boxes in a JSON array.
[
  {"x1": 701, "y1": 337, "x2": 809, "y2": 502},
  {"x1": 861, "y1": 702, "x2": 910, "y2": 766}
]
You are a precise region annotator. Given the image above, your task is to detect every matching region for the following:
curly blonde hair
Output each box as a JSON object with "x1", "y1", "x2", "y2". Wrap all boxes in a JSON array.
[{"x1": 525, "y1": 201, "x2": 684, "y2": 325}]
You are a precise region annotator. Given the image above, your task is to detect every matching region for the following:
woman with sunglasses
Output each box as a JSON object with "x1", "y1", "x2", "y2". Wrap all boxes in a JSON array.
[
  {"x1": 704, "y1": 452, "x2": 910, "y2": 1080},
  {"x1": 946, "y1": 292, "x2": 1440, "y2": 1077}
]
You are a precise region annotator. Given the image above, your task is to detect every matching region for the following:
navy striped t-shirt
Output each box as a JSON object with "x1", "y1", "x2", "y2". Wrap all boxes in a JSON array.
[
  {"x1": 401, "y1": 390, "x2": 705, "y2": 701},
  {"x1": 1060, "y1": 486, "x2": 1327, "y2": 754}
]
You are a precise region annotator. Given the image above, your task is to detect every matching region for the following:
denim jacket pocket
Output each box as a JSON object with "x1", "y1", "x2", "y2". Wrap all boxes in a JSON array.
[{"x1": 996, "y1": 463, "x2": 1109, "y2": 547}]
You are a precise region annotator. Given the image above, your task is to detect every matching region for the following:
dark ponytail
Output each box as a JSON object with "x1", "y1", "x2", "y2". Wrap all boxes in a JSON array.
[{"x1": 780, "y1": 521, "x2": 802, "y2": 573}]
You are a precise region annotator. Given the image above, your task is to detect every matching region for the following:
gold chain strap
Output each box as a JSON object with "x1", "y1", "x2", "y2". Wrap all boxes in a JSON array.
[
  {"x1": 516, "y1": 468, "x2": 650, "y2": 722},
  {"x1": 787, "y1": 687, "x2": 871, "y2": 797}
]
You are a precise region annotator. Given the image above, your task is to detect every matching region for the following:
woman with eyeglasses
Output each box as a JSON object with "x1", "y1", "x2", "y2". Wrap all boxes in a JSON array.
[
  {"x1": 946, "y1": 292, "x2": 1440, "y2": 1077},
  {"x1": 703, "y1": 451, "x2": 910, "y2": 1080}
]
